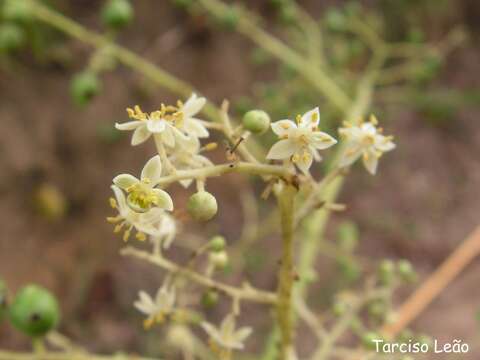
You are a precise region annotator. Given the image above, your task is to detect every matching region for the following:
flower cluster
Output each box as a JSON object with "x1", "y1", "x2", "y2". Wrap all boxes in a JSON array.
[{"x1": 107, "y1": 93, "x2": 396, "y2": 357}]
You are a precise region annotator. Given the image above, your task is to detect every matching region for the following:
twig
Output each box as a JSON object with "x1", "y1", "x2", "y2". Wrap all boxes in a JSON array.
[
  {"x1": 121, "y1": 247, "x2": 277, "y2": 305},
  {"x1": 382, "y1": 225, "x2": 480, "y2": 338}
]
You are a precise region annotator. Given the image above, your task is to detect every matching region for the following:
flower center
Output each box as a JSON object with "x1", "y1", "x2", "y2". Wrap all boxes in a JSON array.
[{"x1": 126, "y1": 179, "x2": 159, "y2": 212}]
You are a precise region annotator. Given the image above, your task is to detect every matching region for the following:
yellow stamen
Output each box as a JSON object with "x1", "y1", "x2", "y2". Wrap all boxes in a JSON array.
[
  {"x1": 369, "y1": 114, "x2": 378, "y2": 125},
  {"x1": 109, "y1": 198, "x2": 117, "y2": 209},
  {"x1": 204, "y1": 142, "x2": 218, "y2": 151},
  {"x1": 136, "y1": 232, "x2": 147, "y2": 241}
]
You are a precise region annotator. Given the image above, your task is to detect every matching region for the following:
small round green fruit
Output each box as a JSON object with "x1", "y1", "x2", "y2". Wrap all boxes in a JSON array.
[
  {"x1": 378, "y1": 259, "x2": 395, "y2": 286},
  {"x1": 397, "y1": 260, "x2": 416, "y2": 283},
  {"x1": 242, "y1": 110, "x2": 271, "y2": 134},
  {"x1": 101, "y1": 0, "x2": 133, "y2": 29},
  {"x1": 70, "y1": 71, "x2": 101, "y2": 106},
  {"x1": 9, "y1": 285, "x2": 60, "y2": 337},
  {"x1": 0, "y1": 23, "x2": 26, "y2": 53},
  {"x1": 209, "y1": 236, "x2": 226, "y2": 252},
  {"x1": 362, "y1": 332, "x2": 381, "y2": 350},
  {"x1": 201, "y1": 290, "x2": 219, "y2": 308},
  {"x1": 187, "y1": 191, "x2": 218, "y2": 221}
]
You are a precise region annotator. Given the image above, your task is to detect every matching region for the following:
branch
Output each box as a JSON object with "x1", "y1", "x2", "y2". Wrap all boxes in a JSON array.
[
  {"x1": 155, "y1": 162, "x2": 293, "y2": 187},
  {"x1": 121, "y1": 247, "x2": 277, "y2": 305}
]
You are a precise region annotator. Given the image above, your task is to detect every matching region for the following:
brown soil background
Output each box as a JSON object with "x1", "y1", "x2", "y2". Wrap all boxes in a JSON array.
[{"x1": 0, "y1": 1, "x2": 479, "y2": 359}]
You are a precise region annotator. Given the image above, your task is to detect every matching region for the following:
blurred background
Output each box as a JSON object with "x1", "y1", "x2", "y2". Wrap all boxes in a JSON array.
[{"x1": 0, "y1": 0, "x2": 479, "y2": 358}]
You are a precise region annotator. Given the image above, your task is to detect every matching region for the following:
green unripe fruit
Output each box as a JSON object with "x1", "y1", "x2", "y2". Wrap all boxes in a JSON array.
[
  {"x1": 209, "y1": 251, "x2": 229, "y2": 270},
  {"x1": 242, "y1": 110, "x2": 271, "y2": 134},
  {"x1": 0, "y1": 23, "x2": 26, "y2": 53},
  {"x1": 362, "y1": 332, "x2": 381, "y2": 350},
  {"x1": 3, "y1": 0, "x2": 33, "y2": 23},
  {"x1": 219, "y1": 8, "x2": 239, "y2": 31},
  {"x1": 378, "y1": 259, "x2": 395, "y2": 286},
  {"x1": 209, "y1": 236, "x2": 226, "y2": 252},
  {"x1": 367, "y1": 298, "x2": 387, "y2": 319},
  {"x1": 325, "y1": 9, "x2": 346, "y2": 32},
  {"x1": 187, "y1": 191, "x2": 218, "y2": 221},
  {"x1": 332, "y1": 301, "x2": 347, "y2": 317},
  {"x1": 71, "y1": 72, "x2": 101, "y2": 106},
  {"x1": 101, "y1": 0, "x2": 133, "y2": 29},
  {"x1": 397, "y1": 260, "x2": 416, "y2": 283},
  {"x1": 0, "y1": 280, "x2": 7, "y2": 322},
  {"x1": 9, "y1": 285, "x2": 60, "y2": 337},
  {"x1": 201, "y1": 290, "x2": 219, "y2": 308}
]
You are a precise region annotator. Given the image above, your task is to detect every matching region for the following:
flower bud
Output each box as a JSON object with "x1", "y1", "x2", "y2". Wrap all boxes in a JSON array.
[
  {"x1": 101, "y1": 0, "x2": 133, "y2": 30},
  {"x1": 187, "y1": 191, "x2": 218, "y2": 221},
  {"x1": 201, "y1": 290, "x2": 219, "y2": 309},
  {"x1": 367, "y1": 298, "x2": 387, "y2": 320},
  {"x1": 209, "y1": 236, "x2": 226, "y2": 252},
  {"x1": 0, "y1": 23, "x2": 25, "y2": 53},
  {"x1": 9, "y1": 284, "x2": 60, "y2": 337},
  {"x1": 242, "y1": 110, "x2": 271, "y2": 134},
  {"x1": 397, "y1": 260, "x2": 416, "y2": 283},
  {"x1": 377, "y1": 259, "x2": 395, "y2": 286},
  {"x1": 70, "y1": 71, "x2": 101, "y2": 107},
  {"x1": 332, "y1": 301, "x2": 347, "y2": 317},
  {"x1": 209, "y1": 251, "x2": 229, "y2": 270}
]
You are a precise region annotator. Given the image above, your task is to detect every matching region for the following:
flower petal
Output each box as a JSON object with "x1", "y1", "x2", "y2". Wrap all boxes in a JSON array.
[
  {"x1": 111, "y1": 185, "x2": 127, "y2": 212},
  {"x1": 362, "y1": 151, "x2": 379, "y2": 175},
  {"x1": 184, "y1": 118, "x2": 209, "y2": 138},
  {"x1": 153, "y1": 189, "x2": 174, "y2": 211},
  {"x1": 161, "y1": 126, "x2": 176, "y2": 148},
  {"x1": 146, "y1": 119, "x2": 166, "y2": 133},
  {"x1": 271, "y1": 120, "x2": 297, "y2": 137},
  {"x1": 113, "y1": 174, "x2": 139, "y2": 190},
  {"x1": 183, "y1": 93, "x2": 206, "y2": 117},
  {"x1": 131, "y1": 126, "x2": 152, "y2": 146},
  {"x1": 141, "y1": 155, "x2": 162, "y2": 184},
  {"x1": 115, "y1": 120, "x2": 143, "y2": 130},
  {"x1": 300, "y1": 107, "x2": 320, "y2": 128},
  {"x1": 311, "y1": 131, "x2": 337, "y2": 150},
  {"x1": 295, "y1": 151, "x2": 313, "y2": 175},
  {"x1": 266, "y1": 139, "x2": 297, "y2": 160},
  {"x1": 235, "y1": 327, "x2": 253, "y2": 342},
  {"x1": 338, "y1": 146, "x2": 363, "y2": 168}
]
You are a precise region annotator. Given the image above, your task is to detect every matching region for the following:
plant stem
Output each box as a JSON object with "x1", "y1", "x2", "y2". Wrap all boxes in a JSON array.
[
  {"x1": 198, "y1": 0, "x2": 351, "y2": 112},
  {"x1": 121, "y1": 247, "x2": 277, "y2": 305},
  {"x1": 155, "y1": 162, "x2": 293, "y2": 187},
  {"x1": 276, "y1": 184, "x2": 297, "y2": 359}
]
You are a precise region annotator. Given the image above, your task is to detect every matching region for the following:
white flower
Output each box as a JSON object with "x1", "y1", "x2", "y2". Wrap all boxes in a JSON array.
[
  {"x1": 112, "y1": 155, "x2": 173, "y2": 213},
  {"x1": 115, "y1": 93, "x2": 208, "y2": 147},
  {"x1": 167, "y1": 137, "x2": 213, "y2": 188},
  {"x1": 266, "y1": 107, "x2": 337, "y2": 174},
  {"x1": 115, "y1": 104, "x2": 188, "y2": 147},
  {"x1": 149, "y1": 212, "x2": 177, "y2": 249},
  {"x1": 338, "y1": 115, "x2": 396, "y2": 175},
  {"x1": 201, "y1": 314, "x2": 252, "y2": 351},
  {"x1": 179, "y1": 93, "x2": 209, "y2": 139},
  {"x1": 107, "y1": 185, "x2": 172, "y2": 242},
  {"x1": 134, "y1": 285, "x2": 176, "y2": 329}
]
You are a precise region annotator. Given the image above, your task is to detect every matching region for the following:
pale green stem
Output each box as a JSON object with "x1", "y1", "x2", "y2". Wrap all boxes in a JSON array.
[
  {"x1": 198, "y1": 0, "x2": 351, "y2": 112},
  {"x1": 276, "y1": 184, "x2": 297, "y2": 359},
  {"x1": 155, "y1": 162, "x2": 293, "y2": 188},
  {"x1": 121, "y1": 247, "x2": 277, "y2": 305}
]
